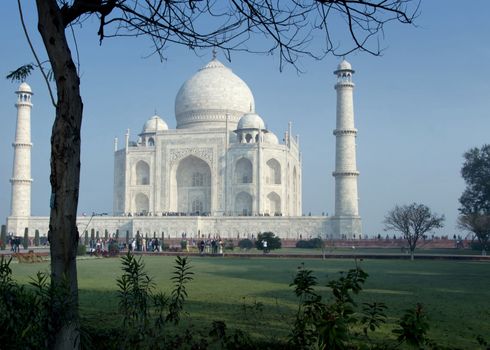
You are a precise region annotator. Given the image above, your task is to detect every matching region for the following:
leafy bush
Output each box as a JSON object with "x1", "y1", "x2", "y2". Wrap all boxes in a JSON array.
[
  {"x1": 22, "y1": 228, "x2": 29, "y2": 250},
  {"x1": 108, "y1": 240, "x2": 120, "y2": 256},
  {"x1": 223, "y1": 239, "x2": 234, "y2": 251},
  {"x1": 0, "y1": 256, "x2": 55, "y2": 348},
  {"x1": 180, "y1": 240, "x2": 187, "y2": 250},
  {"x1": 117, "y1": 252, "x2": 193, "y2": 348},
  {"x1": 77, "y1": 244, "x2": 87, "y2": 256},
  {"x1": 255, "y1": 232, "x2": 281, "y2": 251},
  {"x1": 238, "y1": 238, "x2": 254, "y2": 250},
  {"x1": 470, "y1": 240, "x2": 489, "y2": 252},
  {"x1": 0, "y1": 226, "x2": 6, "y2": 250},
  {"x1": 393, "y1": 303, "x2": 430, "y2": 347},
  {"x1": 295, "y1": 238, "x2": 323, "y2": 249},
  {"x1": 34, "y1": 230, "x2": 40, "y2": 246}
]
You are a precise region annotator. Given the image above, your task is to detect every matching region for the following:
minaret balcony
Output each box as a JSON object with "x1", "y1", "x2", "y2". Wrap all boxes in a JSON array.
[
  {"x1": 334, "y1": 82, "x2": 355, "y2": 89},
  {"x1": 333, "y1": 129, "x2": 357, "y2": 136},
  {"x1": 10, "y1": 178, "x2": 33, "y2": 183},
  {"x1": 332, "y1": 171, "x2": 359, "y2": 177},
  {"x1": 12, "y1": 142, "x2": 33, "y2": 148}
]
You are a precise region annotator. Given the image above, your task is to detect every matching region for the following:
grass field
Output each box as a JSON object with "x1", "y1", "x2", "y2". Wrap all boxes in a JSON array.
[{"x1": 10, "y1": 255, "x2": 490, "y2": 348}]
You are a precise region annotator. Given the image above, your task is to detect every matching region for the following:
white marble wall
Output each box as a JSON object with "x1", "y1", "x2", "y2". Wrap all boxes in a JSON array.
[
  {"x1": 115, "y1": 127, "x2": 302, "y2": 217},
  {"x1": 10, "y1": 215, "x2": 333, "y2": 240}
]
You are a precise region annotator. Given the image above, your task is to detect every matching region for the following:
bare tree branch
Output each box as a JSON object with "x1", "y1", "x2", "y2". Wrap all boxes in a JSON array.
[{"x1": 18, "y1": 0, "x2": 57, "y2": 107}]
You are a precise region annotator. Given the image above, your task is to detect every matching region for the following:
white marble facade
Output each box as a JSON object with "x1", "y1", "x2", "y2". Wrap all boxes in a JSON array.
[
  {"x1": 114, "y1": 58, "x2": 302, "y2": 218},
  {"x1": 7, "y1": 58, "x2": 362, "y2": 239}
]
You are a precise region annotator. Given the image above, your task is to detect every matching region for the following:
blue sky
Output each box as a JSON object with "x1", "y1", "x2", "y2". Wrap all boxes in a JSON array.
[{"x1": 1, "y1": 1, "x2": 489, "y2": 237}]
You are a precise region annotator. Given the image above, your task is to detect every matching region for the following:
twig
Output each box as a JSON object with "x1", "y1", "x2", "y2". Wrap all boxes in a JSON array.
[{"x1": 17, "y1": 0, "x2": 57, "y2": 107}]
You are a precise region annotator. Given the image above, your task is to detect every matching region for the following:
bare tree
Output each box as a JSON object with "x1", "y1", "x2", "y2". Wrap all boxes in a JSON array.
[
  {"x1": 384, "y1": 203, "x2": 444, "y2": 260},
  {"x1": 13, "y1": 0, "x2": 420, "y2": 348},
  {"x1": 458, "y1": 214, "x2": 490, "y2": 256}
]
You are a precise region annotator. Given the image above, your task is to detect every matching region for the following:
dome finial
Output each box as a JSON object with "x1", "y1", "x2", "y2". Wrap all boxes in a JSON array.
[{"x1": 212, "y1": 47, "x2": 217, "y2": 60}]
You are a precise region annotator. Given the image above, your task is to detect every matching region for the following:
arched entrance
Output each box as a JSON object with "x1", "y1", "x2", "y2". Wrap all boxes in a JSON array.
[
  {"x1": 174, "y1": 155, "x2": 212, "y2": 215},
  {"x1": 235, "y1": 191, "x2": 253, "y2": 216},
  {"x1": 134, "y1": 193, "x2": 149, "y2": 214}
]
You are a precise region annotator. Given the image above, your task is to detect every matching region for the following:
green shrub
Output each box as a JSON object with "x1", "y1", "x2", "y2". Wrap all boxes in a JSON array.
[
  {"x1": 0, "y1": 256, "x2": 53, "y2": 348},
  {"x1": 22, "y1": 228, "x2": 29, "y2": 250},
  {"x1": 0, "y1": 225, "x2": 6, "y2": 250},
  {"x1": 117, "y1": 253, "x2": 193, "y2": 348},
  {"x1": 255, "y1": 232, "x2": 281, "y2": 251},
  {"x1": 77, "y1": 244, "x2": 87, "y2": 256},
  {"x1": 295, "y1": 237, "x2": 323, "y2": 249},
  {"x1": 34, "y1": 230, "x2": 40, "y2": 246},
  {"x1": 180, "y1": 240, "x2": 187, "y2": 250},
  {"x1": 238, "y1": 238, "x2": 254, "y2": 250},
  {"x1": 393, "y1": 303, "x2": 430, "y2": 347},
  {"x1": 223, "y1": 239, "x2": 234, "y2": 250},
  {"x1": 295, "y1": 240, "x2": 310, "y2": 248},
  {"x1": 108, "y1": 240, "x2": 120, "y2": 256},
  {"x1": 470, "y1": 240, "x2": 489, "y2": 253}
]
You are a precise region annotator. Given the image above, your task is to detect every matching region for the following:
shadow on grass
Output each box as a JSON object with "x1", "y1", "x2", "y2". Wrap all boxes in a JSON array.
[{"x1": 78, "y1": 288, "x2": 293, "y2": 342}]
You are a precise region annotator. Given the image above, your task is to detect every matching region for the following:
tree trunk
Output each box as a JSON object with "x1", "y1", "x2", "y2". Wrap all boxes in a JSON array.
[
  {"x1": 36, "y1": 1, "x2": 82, "y2": 349},
  {"x1": 410, "y1": 249, "x2": 415, "y2": 261}
]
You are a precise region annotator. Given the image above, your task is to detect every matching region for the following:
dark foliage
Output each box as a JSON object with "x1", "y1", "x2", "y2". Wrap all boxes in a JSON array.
[
  {"x1": 458, "y1": 145, "x2": 490, "y2": 255},
  {"x1": 459, "y1": 145, "x2": 490, "y2": 214},
  {"x1": 393, "y1": 303, "x2": 430, "y2": 348},
  {"x1": 295, "y1": 238, "x2": 323, "y2": 249},
  {"x1": 238, "y1": 238, "x2": 254, "y2": 250},
  {"x1": 255, "y1": 232, "x2": 282, "y2": 251}
]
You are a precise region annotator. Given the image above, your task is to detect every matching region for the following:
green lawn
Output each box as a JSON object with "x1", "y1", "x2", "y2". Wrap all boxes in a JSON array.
[{"x1": 10, "y1": 256, "x2": 490, "y2": 348}]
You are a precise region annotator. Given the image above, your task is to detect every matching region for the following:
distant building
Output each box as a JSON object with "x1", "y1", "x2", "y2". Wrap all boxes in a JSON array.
[{"x1": 7, "y1": 58, "x2": 361, "y2": 239}]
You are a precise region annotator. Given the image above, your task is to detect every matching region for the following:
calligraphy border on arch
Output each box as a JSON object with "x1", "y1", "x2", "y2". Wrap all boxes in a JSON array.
[{"x1": 169, "y1": 147, "x2": 214, "y2": 167}]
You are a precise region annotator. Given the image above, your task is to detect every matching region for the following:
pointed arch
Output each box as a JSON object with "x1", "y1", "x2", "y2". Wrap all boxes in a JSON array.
[
  {"x1": 267, "y1": 191, "x2": 281, "y2": 215},
  {"x1": 266, "y1": 158, "x2": 281, "y2": 184},
  {"x1": 135, "y1": 160, "x2": 150, "y2": 185},
  {"x1": 174, "y1": 155, "x2": 211, "y2": 214},
  {"x1": 235, "y1": 157, "x2": 253, "y2": 184},
  {"x1": 134, "y1": 193, "x2": 149, "y2": 213},
  {"x1": 235, "y1": 191, "x2": 253, "y2": 216}
]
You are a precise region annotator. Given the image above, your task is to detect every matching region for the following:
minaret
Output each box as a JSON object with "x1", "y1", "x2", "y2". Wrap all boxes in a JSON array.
[
  {"x1": 332, "y1": 60, "x2": 361, "y2": 238},
  {"x1": 10, "y1": 82, "x2": 33, "y2": 221}
]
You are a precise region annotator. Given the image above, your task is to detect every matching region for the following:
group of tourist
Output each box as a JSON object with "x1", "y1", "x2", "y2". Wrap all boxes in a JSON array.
[
  {"x1": 198, "y1": 238, "x2": 224, "y2": 255},
  {"x1": 128, "y1": 237, "x2": 162, "y2": 252},
  {"x1": 8, "y1": 235, "x2": 22, "y2": 252},
  {"x1": 88, "y1": 238, "x2": 119, "y2": 255}
]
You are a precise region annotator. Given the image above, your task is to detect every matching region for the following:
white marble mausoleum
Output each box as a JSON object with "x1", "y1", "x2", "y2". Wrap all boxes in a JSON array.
[{"x1": 6, "y1": 57, "x2": 362, "y2": 240}]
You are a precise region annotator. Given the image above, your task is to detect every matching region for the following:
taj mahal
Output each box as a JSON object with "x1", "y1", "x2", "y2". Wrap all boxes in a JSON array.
[{"x1": 6, "y1": 57, "x2": 361, "y2": 240}]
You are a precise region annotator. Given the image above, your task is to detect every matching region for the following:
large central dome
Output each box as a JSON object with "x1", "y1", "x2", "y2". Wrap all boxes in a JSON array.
[{"x1": 175, "y1": 58, "x2": 255, "y2": 129}]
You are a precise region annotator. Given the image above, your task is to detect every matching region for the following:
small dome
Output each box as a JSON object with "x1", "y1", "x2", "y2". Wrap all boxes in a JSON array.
[
  {"x1": 264, "y1": 132, "x2": 279, "y2": 144},
  {"x1": 175, "y1": 58, "x2": 255, "y2": 129},
  {"x1": 337, "y1": 59, "x2": 352, "y2": 71},
  {"x1": 237, "y1": 112, "x2": 266, "y2": 130},
  {"x1": 141, "y1": 115, "x2": 168, "y2": 134},
  {"x1": 17, "y1": 82, "x2": 32, "y2": 93}
]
